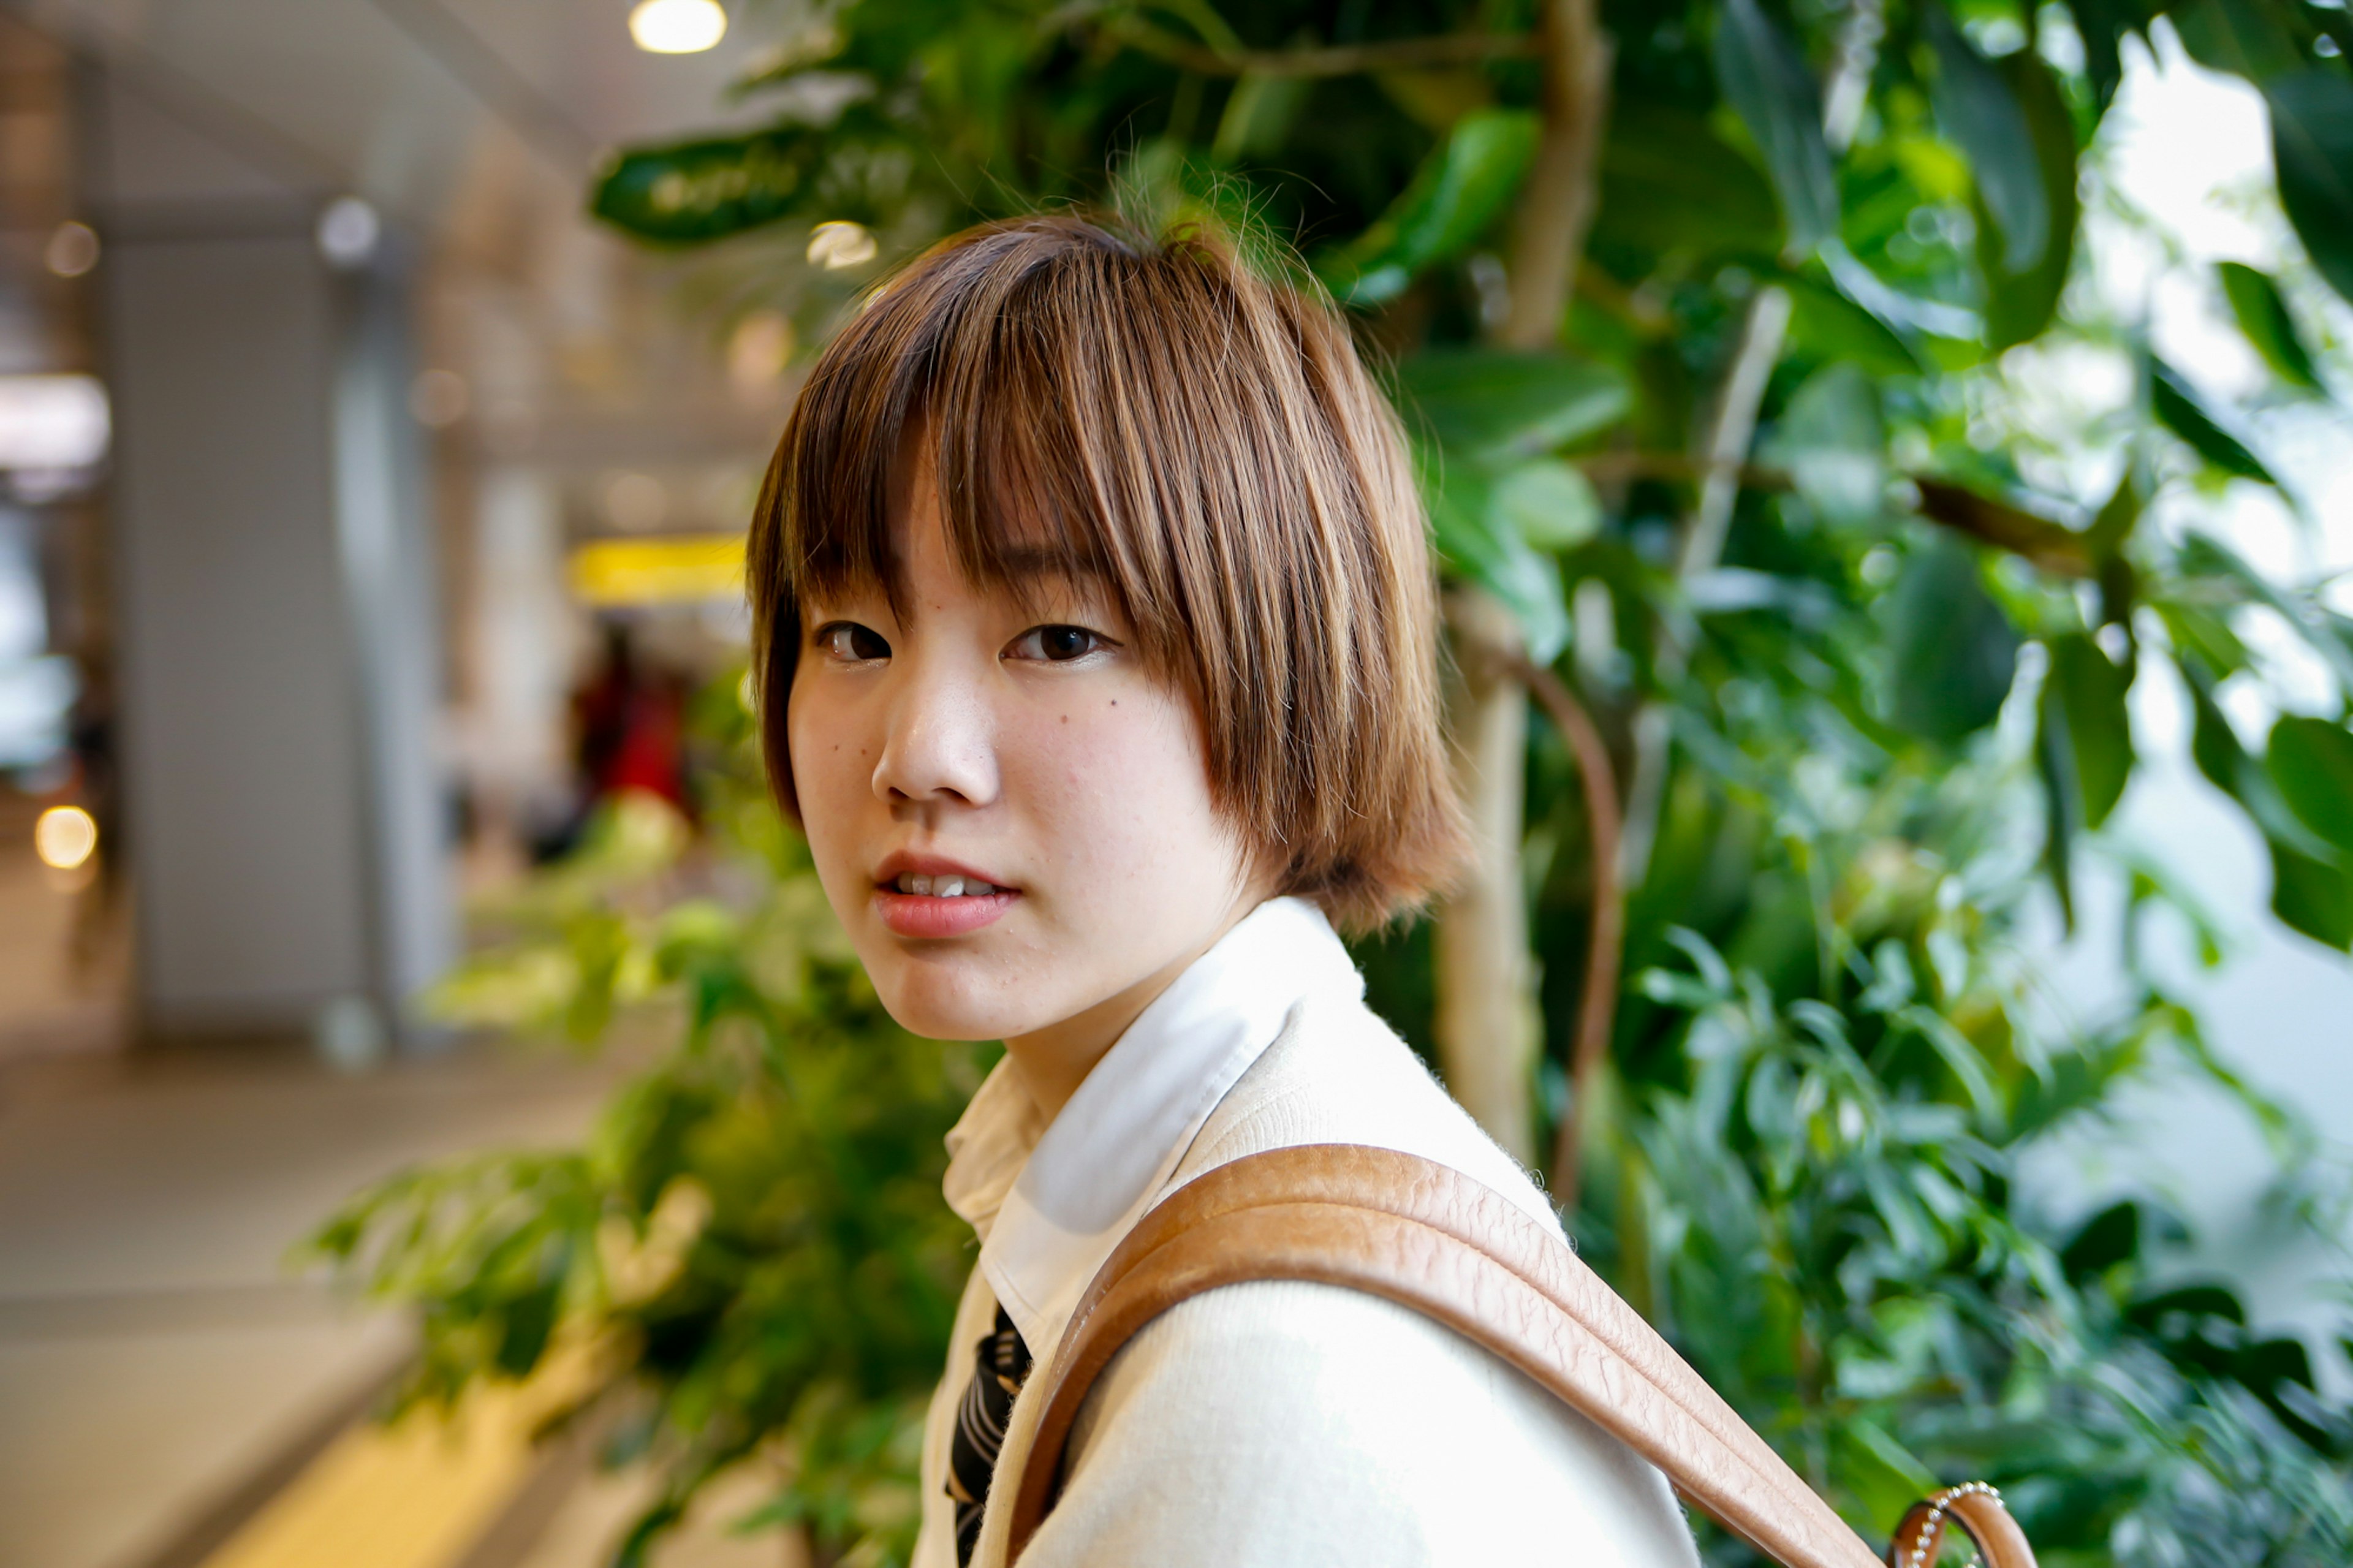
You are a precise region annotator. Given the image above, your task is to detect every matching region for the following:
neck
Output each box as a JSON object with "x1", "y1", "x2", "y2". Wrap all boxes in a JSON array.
[{"x1": 1001, "y1": 893, "x2": 1269, "y2": 1121}]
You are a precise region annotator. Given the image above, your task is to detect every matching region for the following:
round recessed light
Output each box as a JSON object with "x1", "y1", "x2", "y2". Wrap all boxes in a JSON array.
[
  {"x1": 34, "y1": 805, "x2": 97, "y2": 871},
  {"x1": 629, "y1": 0, "x2": 727, "y2": 54},
  {"x1": 44, "y1": 222, "x2": 98, "y2": 278}
]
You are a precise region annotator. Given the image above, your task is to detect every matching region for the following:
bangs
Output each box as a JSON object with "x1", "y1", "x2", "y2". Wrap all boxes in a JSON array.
[
  {"x1": 747, "y1": 214, "x2": 1469, "y2": 935},
  {"x1": 769, "y1": 218, "x2": 1232, "y2": 672}
]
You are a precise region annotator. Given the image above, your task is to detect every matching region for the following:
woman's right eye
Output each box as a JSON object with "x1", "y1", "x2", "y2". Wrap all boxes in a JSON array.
[{"x1": 816, "y1": 623, "x2": 891, "y2": 662}]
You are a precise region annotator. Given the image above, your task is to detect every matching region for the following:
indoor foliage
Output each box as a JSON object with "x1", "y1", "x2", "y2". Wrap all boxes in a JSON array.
[{"x1": 317, "y1": 1, "x2": 2353, "y2": 1564}]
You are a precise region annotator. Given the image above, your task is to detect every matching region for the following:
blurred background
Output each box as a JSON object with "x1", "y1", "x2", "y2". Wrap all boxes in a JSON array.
[
  {"x1": 0, "y1": 1, "x2": 2347, "y2": 1567},
  {"x1": 0, "y1": 6, "x2": 794, "y2": 1567}
]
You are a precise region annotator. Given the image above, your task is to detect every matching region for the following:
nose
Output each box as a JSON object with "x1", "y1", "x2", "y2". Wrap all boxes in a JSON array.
[{"x1": 871, "y1": 645, "x2": 1000, "y2": 812}]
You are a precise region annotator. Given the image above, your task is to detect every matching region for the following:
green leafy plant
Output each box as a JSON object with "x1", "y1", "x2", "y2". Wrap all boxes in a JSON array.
[
  {"x1": 310, "y1": 681, "x2": 992, "y2": 1568},
  {"x1": 316, "y1": 1, "x2": 2353, "y2": 1562}
]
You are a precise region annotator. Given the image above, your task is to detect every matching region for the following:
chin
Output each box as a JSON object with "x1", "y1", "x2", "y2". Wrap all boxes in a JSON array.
[{"x1": 867, "y1": 949, "x2": 1052, "y2": 1043}]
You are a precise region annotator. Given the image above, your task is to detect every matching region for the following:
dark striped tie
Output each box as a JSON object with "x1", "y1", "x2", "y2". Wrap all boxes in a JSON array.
[{"x1": 947, "y1": 1305, "x2": 1034, "y2": 1566}]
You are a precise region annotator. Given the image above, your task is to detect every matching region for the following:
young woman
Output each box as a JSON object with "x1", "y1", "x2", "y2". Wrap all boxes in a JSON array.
[{"x1": 749, "y1": 215, "x2": 1699, "y2": 1568}]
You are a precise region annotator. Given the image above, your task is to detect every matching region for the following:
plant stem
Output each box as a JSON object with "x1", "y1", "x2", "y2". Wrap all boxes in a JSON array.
[
  {"x1": 1436, "y1": 591, "x2": 1539, "y2": 1165},
  {"x1": 1617, "y1": 284, "x2": 1792, "y2": 890},
  {"x1": 1433, "y1": 0, "x2": 1612, "y2": 1166},
  {"x1": 1498, "y1": 0, "x2": 1612, "y2": 352},
  {"x1": 1510, "y1": 654, "x2": 1624, "y2": 1208}
]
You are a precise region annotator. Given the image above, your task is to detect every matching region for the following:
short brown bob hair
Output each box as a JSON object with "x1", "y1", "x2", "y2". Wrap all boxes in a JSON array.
[{"x1": 747, "y1": 214, "x2": 1466, "y2": 936}]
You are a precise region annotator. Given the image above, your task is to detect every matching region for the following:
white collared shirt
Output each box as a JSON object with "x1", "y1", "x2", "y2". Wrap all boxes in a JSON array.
[
  {"x1": 942, "y1": 896, "x2": 1365, "y2": 1356},
  {"x1": 915, "y1": 896, "x2": 1700, "y2": 1568}
]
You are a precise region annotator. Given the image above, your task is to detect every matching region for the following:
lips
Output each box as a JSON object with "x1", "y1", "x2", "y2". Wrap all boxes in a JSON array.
[{"x1": 872, "y1": 852, "x2": 1019, "y2": 939}]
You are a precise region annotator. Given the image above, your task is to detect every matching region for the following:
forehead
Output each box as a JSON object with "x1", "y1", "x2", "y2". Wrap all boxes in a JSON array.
[{"x1": 800, "y1": 445, "x2": 1107, "y2": 616}]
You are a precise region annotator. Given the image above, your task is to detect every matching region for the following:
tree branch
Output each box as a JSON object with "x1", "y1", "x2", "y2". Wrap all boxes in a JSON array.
[
  {"x1": 1496, "y1": 0, "x2": 1610, "y2": 350},
  {"x1": 1517, "y1": 658, "x2": 1623, "y2": 1211},
  {"x1": 1911, "y1": 479, "x2": 2094, "y2": 578},
  {"x1": 1092, "y1": 17, "x2": 1539, "y2": 78},
  {"x1": 1447, "y1": 634, "x2": 1623, "y2": 1208}
]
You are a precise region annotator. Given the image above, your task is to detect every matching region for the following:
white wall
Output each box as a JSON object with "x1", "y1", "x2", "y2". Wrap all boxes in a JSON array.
[{"x1": 94, "y1": 67, "x2": 449, "y2": 1042}]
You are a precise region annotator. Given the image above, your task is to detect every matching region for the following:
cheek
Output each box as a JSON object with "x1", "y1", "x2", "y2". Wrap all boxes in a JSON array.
[
  {"x1": 786, "y1": 681, "x2": 873, "y2": 858},
  {"x1": 1011, "y1": 689, "x2": 1232, "y2": 888}
]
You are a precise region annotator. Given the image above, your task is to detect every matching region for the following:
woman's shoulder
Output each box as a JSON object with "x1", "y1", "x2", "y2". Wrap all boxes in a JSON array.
[
  {"x1": 1040, "y1": 1277, "x2": 1698, "y2": 1567},
  {"x1": 1023, "y1": 992, "x2": 1702, "y2": 1567},
  {"x1": 1169, "y1": 987, "x2": 1562, "y2": 1235}
]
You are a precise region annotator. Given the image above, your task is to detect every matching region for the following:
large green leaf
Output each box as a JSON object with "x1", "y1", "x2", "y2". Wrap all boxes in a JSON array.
[
  {"x1": 1714, "y1": 0, "x2": 1838, "y2": 251},
  {"x1": 2044, "y1": 633, "x2": 2136, "y2": 828},
  {"x1": 2268, "y1": 714, "x2": 2353, "y2": 857},
  {"x1": 1417, "y1": 444, "x2": 1572, "y2": 663},
  {"x1": 2266, "y1": 70, "x2": 2353, "y2": 306},
  {"x1": 1886, "y1": 538, "x2": 2023, "y2": 743},
  {"x1": 1979, "y1": 52, "x2": 2081, "y2": 349},
  {"x1": 2189, "y1": 683, "x2": 2353, "y2": 947},
  {"x1": 1768, "y1": 362, "x2": 1885, "y2": 525},
  {"x1": 2184, "y1": 668, "x2": 2338, "y2": 858},
  {"x1": 1492, "y1": 458, "x2": 1602, "y2": 550},
  {"x1": 1781, "y1": 271, "x2": 1923, "y2": 375},
  {"x1": 2067, "y1": 0, "x2": 2156, "y2": 110},
  {"x1": 2037, "y1": 689, "x2": 2083, "y2": 926},
  {"x1": 2151, "y1": 358, "x2": 2280, "y2": 486},
  {"x1": 2269, "y1": 838, "x2": 2353, "y2": 948},
  {"x1": 2173, "y1": 0, "x2": 2306, "y2": 81},
  {"x1": 1594, "y1": 102, "x2": 1783, "y2": 260},
  {"x1": 1396, "y1": 350, "x2": 1629, "y2": 463},
  {"x1": 1927, "y1": 7, "x2": 2048, "y2": 273},
  {"x1": 2219, "y1": 262, "x2": 2322, "y2": 388},
  {"x1": 1317, "y1": 109, "x2": 1539, "y2": 306},
  {"x1": 591, "y1": 129, "x2": 831, "y2": 245}
]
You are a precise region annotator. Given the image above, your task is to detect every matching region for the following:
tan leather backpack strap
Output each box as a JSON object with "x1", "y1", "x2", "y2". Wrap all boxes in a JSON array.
[
  {"x1": 1888, "y1": 1485, "x2": 2037, "y2": 1568},
  {"x1": 1005, "y1": 1144, "x2": 1897, "y2": 1567}
]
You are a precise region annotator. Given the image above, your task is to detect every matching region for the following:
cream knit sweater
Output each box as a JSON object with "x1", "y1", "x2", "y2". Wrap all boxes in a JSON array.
[{"x1": 912, "y1": 903, "x2": 1700, "y2": 1568}]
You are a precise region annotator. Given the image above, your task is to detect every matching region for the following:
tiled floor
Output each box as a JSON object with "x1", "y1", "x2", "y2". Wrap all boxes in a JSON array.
[{"x1": 0, "y1": 1042, "x2": 621, "y2": 1568}]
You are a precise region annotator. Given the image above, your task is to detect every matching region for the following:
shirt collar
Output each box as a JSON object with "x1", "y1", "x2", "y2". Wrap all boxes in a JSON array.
[{"x1": 937, "y1": 895, "x2": 1364, "y2": 1355}]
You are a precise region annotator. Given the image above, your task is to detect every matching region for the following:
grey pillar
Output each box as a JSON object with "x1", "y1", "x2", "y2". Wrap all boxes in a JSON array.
[{"x1": 92, "y1": 70, "x2": 450, "y2": 1048}]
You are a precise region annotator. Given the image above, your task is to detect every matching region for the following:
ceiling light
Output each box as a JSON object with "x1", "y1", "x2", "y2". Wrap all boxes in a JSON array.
[
  {"x1": 34, "y1": 805, "x2": 96, "y2": 871},
  {"x1": 630, "y1": 0, "x2": 727, "y2": 53},
  {"x1": 316, "y1": 197, "x2": 380, "y2": 268},
  {"x1": 44, "y1": 222, "x2": 97, "y2": 278}
]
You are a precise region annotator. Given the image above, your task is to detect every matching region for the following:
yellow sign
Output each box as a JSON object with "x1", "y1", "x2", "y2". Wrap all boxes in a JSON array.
[{"x1": 569, "y1": 533, "x2": 745, "y2": 607}]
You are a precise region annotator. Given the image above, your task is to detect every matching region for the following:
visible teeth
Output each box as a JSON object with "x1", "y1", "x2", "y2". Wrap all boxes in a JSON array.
[{"x1": 893, "y1": 873, "x2": 1000, "y2": 896}]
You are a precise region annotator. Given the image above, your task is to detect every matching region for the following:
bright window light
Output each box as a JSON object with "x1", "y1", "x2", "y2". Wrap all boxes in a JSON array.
[
  {"x1": 0, "y1": 376, "x2": 108, "y2": 471},
  {"x1": 630, "y1": 0, "x2": 727, "y2": 53},
  {"x1": 34, "y1": 804, "x2": 96, "y2": 871}
]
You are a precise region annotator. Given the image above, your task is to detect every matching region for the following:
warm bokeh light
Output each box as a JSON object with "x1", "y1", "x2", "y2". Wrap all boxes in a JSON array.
[
  {"x1": 806, "y1": 220, "x2": 876, "y2": 270},
  {"x1": 628, "y1": 0, "x2": 726, "y2": 54},
  {"x1": 34, "y1": 804, "x2": 96, "y2": 871},
  {"x1": 44, "y1": 221, "x2": 98, "y2": 278},
  {"x1": 727, "y1": 310, "x2": 793, "y2": 393}
]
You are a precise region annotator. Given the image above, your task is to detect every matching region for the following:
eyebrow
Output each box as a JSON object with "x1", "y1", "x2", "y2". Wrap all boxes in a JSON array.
[{"x1": 987, "y1": 542, "x2": 1106, "y2": 581}]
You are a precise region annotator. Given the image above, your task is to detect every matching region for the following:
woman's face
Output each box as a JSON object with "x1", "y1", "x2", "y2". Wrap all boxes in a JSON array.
[{"x1": 787, "y1": 462, "x2": 1263, "y2": 1103}]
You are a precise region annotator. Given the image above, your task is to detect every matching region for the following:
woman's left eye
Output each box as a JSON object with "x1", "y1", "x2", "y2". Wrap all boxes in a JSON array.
[{"x1": 1007, "y1": 624, "x2": 1108, "y2": 663}]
